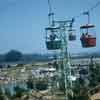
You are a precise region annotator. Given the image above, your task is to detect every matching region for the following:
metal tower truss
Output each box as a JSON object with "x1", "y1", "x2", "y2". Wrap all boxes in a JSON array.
[
  {"x1": 45, "y1": 19, "x2": 75, "y2": 100},
  {"x1": 55, "y1": 20, "x2": 74, "y2": 100}
]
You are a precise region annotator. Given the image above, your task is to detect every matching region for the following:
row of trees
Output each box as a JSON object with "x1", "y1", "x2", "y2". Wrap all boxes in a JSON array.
[
  {"x1": 0, "y1": 79, "x2": 48, "y2": 100},
  {"x1": 0, "y1": 86, "x2": 28, "y2": 100},
  {"x1": 68, "y1": 58, "x2": 100, "y2": 100}
]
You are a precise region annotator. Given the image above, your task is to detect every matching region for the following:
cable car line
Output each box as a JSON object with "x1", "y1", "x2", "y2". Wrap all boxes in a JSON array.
[
  {"x1": 79, "y1": 0, "x2": 99, "y2": 48},
  {"x1": 89, "y1": 0, "x2": 100, "y2": 12},
  {"x1": 73, "y1": 0, "x2": 100, "y2": 20},
  {"x1": 44, "y1": 0, "x2": 99, "y2": 100},
  {"x1": 71, "y1": 0, "x2": 100, "y2": 48}
]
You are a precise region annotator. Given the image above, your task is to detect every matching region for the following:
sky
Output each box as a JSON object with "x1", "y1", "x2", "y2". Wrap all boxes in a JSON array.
[{"x1": 0, "y1": 0, "x2": 100, "y2": 54}]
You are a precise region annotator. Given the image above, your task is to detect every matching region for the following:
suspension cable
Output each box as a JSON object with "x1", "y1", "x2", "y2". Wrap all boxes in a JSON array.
[
  {"x1": 73, "y1": 0, "x2": 100, "y2": 20},
  {"x1": 89, "y1": 0, "x2": 100, "y2": 12}
]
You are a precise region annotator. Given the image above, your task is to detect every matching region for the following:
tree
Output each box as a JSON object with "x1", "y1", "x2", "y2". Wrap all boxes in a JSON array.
[
  {"x1": 35, "y1": 81, "x2": 48, "y2": 91},
  {"x1": 5, "y1": 50, "x2": 22, "y2": 62},
  {"x1": 71, "y1": 79, "x2": 89, "y2": 100},
  {"x1": 26, "y1": 79, "x2": 34, "y2": 89},
  {"x1": 14, "y1": 86, "x2": 27, "y2": 98},
  {"x1": 0, "y1": 88, "x2": 5, "y2": 100},
  {"x1": 89, "y1": 63, "x2": 100, "y2": 87}
]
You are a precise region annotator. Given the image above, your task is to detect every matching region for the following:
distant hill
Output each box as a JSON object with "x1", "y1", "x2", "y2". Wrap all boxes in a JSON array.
[{"x1": 0, "y1": 53, "x2": 51, "y2": 64}]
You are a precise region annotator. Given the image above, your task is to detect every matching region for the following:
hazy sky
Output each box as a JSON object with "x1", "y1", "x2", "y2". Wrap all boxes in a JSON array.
[{"x1": 0, "y1": 0, "x2": 100, "y2": 54}]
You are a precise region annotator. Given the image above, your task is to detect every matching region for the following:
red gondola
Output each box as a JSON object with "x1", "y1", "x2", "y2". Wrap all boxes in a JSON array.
[
  {"x1": 80, "y1": 12, "x2": 96, "y2": 48},
  {"x1": 80, "y1": 24, "x2": 96, "y2": 48}
]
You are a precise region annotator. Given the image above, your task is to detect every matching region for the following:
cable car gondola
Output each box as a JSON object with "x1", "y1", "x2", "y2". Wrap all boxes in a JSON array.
[
  {"x1": 80, "y1": 12, "x2": 96, "y2": 48},
  {"x1": 68, "y1": 29, "x2": 76, "y2": 41},
  {"x1": 45, "y1": 27, "x2": 61, "y2": 50},
  {"x1": 80, "y1": 24, "x2": 96, "y2": 48}
]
